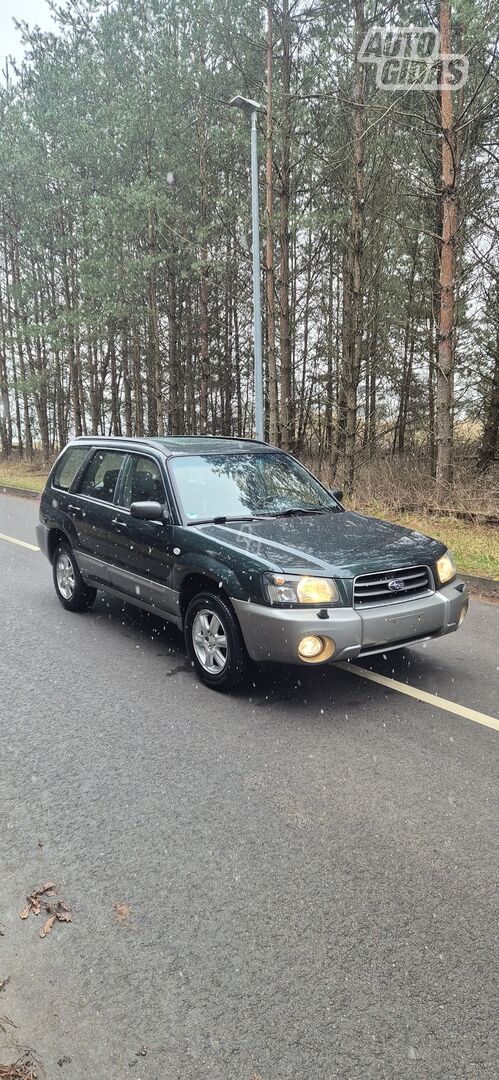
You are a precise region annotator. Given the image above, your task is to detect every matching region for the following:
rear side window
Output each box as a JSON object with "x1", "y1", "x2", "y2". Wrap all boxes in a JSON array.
[
  {"x1": 78, "y1": 450, "x2": 126, "y2": 503},
  {"x1": 52, "y1": 446, "x2": 89, "y2": 491}
]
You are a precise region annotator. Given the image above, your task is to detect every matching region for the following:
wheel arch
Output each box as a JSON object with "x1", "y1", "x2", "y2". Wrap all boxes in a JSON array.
[
  {"x1": 179, "y1": 571, "x2": 231, "y2": 622},
  {"x1": 47, "y1": 527, "x2": 72, "y2": 562}
]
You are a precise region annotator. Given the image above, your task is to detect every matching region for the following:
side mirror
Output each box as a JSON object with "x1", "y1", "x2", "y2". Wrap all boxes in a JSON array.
[
  {"x1": 130, "y1": 500, "x2": 166, "y2": 521},
  {"x1": 331, "y1": 488, "x2": 343, "y2": 503}
]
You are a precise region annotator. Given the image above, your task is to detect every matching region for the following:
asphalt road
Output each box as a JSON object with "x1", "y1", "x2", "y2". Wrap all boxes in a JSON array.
[{"x1": 0, "y1": 492, "x2": 498, "y2": 1080}]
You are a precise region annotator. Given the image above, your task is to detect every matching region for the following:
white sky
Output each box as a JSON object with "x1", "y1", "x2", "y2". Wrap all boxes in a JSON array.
[{"x1": 0, "y1": 0, "x2": 55, "y2": 63}]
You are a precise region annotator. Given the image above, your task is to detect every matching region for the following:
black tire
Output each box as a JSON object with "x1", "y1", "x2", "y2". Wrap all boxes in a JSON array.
[
  {"x1": 184, "y1": 590, "x2": 251, "y2": 691},
  {"x1": 52, "y1": 541, "x2": 97, "y2": 612}
]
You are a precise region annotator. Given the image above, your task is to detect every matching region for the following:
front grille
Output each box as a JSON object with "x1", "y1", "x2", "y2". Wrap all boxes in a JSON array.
[{"x1": 353, "y1": 565, "x2": 433, "y2": 607}]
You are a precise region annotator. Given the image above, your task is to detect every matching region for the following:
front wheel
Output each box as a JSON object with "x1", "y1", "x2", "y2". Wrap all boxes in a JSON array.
[
  {"x1": 184, "y1": 591, "x2": 250, "y2": 691},
  {"x1": 53, "y1": 542, "x2": 97, "y2": 612}
]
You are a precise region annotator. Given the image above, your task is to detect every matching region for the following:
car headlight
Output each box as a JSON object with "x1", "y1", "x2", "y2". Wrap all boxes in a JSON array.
[
  {"x1": 435, "y1": 551, "x2": 457, "y2": 586},
  {"x1": 262, "y1": 573, "x2": 339, "y2": 606}
]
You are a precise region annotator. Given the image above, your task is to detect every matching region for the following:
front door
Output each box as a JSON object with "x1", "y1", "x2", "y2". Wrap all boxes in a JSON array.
[{"x1": 108, "y1": 453, "x2": 178, "y2": 617}]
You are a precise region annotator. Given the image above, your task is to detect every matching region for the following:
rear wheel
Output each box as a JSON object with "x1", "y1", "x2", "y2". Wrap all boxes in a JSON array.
[
  {"x1": 184, "y1": 591, "x2": 250, "y2": 691},
  {"x1": 53, "y1": 542, "x2": 97, "y2": 612}
]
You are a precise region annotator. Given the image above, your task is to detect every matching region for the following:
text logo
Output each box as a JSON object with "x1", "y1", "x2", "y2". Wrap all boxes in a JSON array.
[{"x1": 358, "y1": 27, "x2": 469, "y2": 91}]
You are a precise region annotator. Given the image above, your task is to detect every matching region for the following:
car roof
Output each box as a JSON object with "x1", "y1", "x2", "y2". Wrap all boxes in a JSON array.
[{"x1": 70, "y1": 435, "x2": 275, "y2": 458}]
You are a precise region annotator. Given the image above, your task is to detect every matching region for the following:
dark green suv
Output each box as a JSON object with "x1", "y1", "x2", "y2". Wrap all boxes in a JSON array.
[{"x1": 37, "y1": 435, "x2": 468, "y2": 690}]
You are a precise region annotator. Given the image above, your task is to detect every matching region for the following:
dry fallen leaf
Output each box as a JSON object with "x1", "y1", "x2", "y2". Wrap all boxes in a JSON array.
[
  {"x1": 113, "y1": 903, "x2": 131, "y2": 923},
  {"x1": 0, "y1": 1052, "x2": 39, "y2": 1079},
  {"x1": 0, "y1": 978, "x2": 10, "y2": 993},
  {"x1": 20, "y1": 883, "x2": 56, "y2": 920},
  {"x1": 20, "y1": 884, "x2": 71, "y2": 937},
  {"x1": 39, "y1": 915, "x2": 57, "y2": 939},
  {"x1": 37, "y1": 882, "x2": 55, "y2": 895}
]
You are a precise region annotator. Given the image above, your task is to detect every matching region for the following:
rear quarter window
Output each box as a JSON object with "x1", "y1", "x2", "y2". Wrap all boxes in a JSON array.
[{"x1": 52, "y1": 446, "x2": 90, "y2": 491}]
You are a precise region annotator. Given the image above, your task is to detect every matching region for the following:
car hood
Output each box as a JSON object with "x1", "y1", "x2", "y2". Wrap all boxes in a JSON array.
[{"x1": 195, "y1": 510, "x2": 446, "y2": 578}]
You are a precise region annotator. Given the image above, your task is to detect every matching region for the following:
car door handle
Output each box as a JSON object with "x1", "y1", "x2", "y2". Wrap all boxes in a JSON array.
[
  {"x1": 68, "y1": 504, "x2": 81, "y2": 513},
  {"x1": 112, "y1": 517, "x2": 127, "y2": 528}
]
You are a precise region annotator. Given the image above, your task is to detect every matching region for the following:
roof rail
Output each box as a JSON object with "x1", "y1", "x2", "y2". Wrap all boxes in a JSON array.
[
  {"x1": 71, "y1": 433, "x2": 269, "y2": 445},
  {"x1": 72, "y1": 434, "x2": 154, "y2": 444}
]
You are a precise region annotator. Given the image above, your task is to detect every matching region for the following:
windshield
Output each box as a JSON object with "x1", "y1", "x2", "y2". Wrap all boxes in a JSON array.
[{"x1": 170, "y1": 452, "x2": 339, "y2": 522}]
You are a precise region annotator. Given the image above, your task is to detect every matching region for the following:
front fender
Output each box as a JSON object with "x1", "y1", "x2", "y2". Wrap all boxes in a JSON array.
[{"x1": 172, "y1": 553, "x2": 248, "y2": 602}]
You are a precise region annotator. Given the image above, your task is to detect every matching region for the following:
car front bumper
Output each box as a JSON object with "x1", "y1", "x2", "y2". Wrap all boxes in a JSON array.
[{"x1": 232, "y1": 579, "x2": 469, "y2": 665}]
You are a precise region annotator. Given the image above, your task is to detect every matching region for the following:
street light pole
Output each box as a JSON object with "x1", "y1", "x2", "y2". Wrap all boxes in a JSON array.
[{"x1": 230, "y1": 96, "x2": 264, "y2": 441}]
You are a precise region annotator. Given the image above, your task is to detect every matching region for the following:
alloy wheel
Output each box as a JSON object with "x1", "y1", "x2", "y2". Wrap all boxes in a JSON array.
[
  {"x1": 191, "y1": 608, "x2": 228, "y2": 674},
  {"x1": 56, "y1": 552, "x2": 76, "y2": 600}
]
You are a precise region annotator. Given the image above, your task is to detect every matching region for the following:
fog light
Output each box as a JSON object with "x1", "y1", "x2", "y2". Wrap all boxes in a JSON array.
[
  {"x1": 297, "y1": 635, "x2": 336, "y2": 663},
  {"x1": 298, "y1": 635, "x2": 324, "y2": 659},
  {"x1": 458, "y1": 604, "x2": 468, "y2": 627}
]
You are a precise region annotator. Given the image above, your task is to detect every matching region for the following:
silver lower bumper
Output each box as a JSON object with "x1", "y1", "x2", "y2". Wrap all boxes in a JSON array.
[{"x1": 233, "y1": 580, "x2": 468, "y2": 665}]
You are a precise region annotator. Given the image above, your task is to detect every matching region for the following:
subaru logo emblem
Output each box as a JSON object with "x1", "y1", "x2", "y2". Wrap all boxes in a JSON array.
[{"x1": 388, "y1": 578, "x2": 405, "y2": 593}]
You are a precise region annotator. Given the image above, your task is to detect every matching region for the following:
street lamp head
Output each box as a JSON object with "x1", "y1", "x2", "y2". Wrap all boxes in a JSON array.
[{"x1": 229, "y1": 95, "x2": 262, "y2": 114}]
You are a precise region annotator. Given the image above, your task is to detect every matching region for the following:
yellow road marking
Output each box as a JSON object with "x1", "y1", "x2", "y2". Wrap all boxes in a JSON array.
[
  {"x1": 339, "y1": 660, "x2": 499, "y2": 732},
  {"x1": 0, "y1": 531, "x2": 39, "y2": 552}
]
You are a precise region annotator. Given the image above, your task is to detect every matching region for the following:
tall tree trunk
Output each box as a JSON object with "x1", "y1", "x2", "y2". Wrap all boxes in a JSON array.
[
  {"x1": 185, "y1": 295, "x2": 196, "y2": 433},
  {"x1": 399, "y1": 322, "x2": 416, "y2": 454},
  {"x1": 61, "y1": 230, "x2": 82, "y2": 437},
  {"x1": 7, "y1": 230, "x2": 33, "y2": 458},
  {"x1": 325, "y1": 231, "x2": 335, "y2": 455},
  {"x1": 296, "y1": 228, "x2": 313, "y2": 451},
  {"x1": 436, "y1": 0, "x2": 457, "y2": 501},
  {"x1": 279, "y1": 0, "x2": 292, "y2": 450},
  {"x1": 478, "y1": 294, "x2": 499, "y2": 471},
  {"x1": 233, "y1": 298, "x2": 243, "y2": 435},
  {"x1": 265, "y1": 3, "x2": 278, "y2": 445},
  {"x1": 30, "y1": 260, "x2": 51, "y2": 464},
  {"x1": 428, "y1": 300, "x2": 436, "y2": 472},
  {"x1": 367, "y1": 253, "x2": 381, "y2": 461},
  {"x1": 109, "y1": 327, "x2": 121, "y2": 435},
  {"x1": 120, "y1": 322, "x2": 132, "y2": 436},
  {"x1": 147, "y1": 207, "x2": 163, "y2": 436},
  {"x1": 0, "y1": 270, "x2": 13, "y2": 456},
  {"x1": 132, "y1": 322, "x2": 144, "y2": 435},
  {"x1": 199, "y1": 123, "x2": 209, "y2": 435},
  {"x1": 167, "y1": 262, "x2": 180, "y2": 433},
  {"x1": 341, "y1": 0, "x2": 365, "y2": 495},
  {"x1": 393, "y1": 238, "x2": 418, "y2": 454}
]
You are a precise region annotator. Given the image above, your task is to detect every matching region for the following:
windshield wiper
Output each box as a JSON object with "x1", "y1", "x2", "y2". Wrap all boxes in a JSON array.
[
  {"x1": 187, "y1": 507, "x2": 336, "y2": 525},
  {"x1": 186, "y1": 514, "x2": 256, "y2": 526},
  {"x1": 270, "y1": 506, "x2": 325, "y2": 517},
  {"x1": 212, "y1": 514, "x2": 255, "y2": 524},
  {"x1": 185, "y1": 515, "x2": 253, "y2": 526}
]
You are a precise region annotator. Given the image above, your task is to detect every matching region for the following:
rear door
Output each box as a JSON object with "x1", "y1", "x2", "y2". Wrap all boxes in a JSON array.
[
  {"x1": 107, "y1": 452, "x2": 178, "y2": 616},
  {"x1": 68, "y1": 449, "x2": 128, "y2": 585}
]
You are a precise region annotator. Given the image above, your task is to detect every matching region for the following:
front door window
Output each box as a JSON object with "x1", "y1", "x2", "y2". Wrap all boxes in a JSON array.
[{"x1": 121, "y1": 456, "x2": 166, "y2": 509}]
